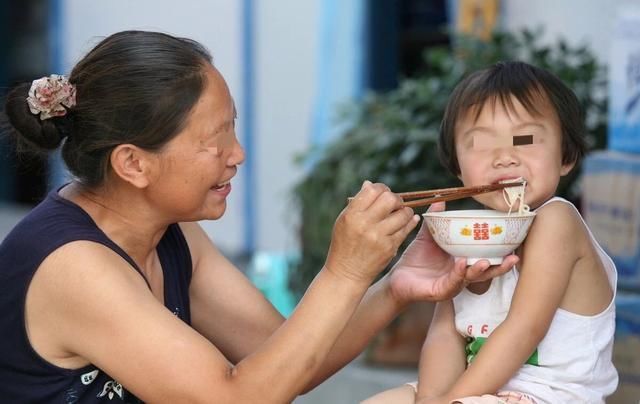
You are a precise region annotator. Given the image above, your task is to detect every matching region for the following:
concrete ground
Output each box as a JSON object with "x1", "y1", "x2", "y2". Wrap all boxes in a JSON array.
[{"x1": 295, "y1": 357, "x2": 417, "y2": 404}]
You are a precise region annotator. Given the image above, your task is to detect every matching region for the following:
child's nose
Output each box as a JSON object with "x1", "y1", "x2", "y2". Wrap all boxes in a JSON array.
[{"x1": 492, "y1": 147, "x2": 519, "y2": 168}]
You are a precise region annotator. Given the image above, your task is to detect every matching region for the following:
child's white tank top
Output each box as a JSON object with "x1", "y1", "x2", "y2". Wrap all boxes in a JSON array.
[{"x1": 452, "y1": 197, "x2": 618, "y2": 404}]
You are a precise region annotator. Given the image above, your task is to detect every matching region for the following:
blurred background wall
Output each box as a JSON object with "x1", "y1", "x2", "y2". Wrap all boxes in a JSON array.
[
  {"x1": 1, "y1": 1, "x2": 639, "y2": 402},
  {"x1": 0, "y1": 0, "x2": 635, "y2": 255}
]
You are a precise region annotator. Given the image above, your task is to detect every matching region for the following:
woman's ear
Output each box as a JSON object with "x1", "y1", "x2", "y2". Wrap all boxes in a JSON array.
[{"x1": 109, "y1": 144, "x2": 155, "y2": 188}]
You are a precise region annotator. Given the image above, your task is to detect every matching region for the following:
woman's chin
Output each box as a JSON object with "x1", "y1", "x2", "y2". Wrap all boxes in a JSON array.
[
  {"x1": 205, "y1": 202, "x2": 227, "y2": 220},
  {"x1": 182, "y1": 203, "x2": 227, "y2": 222}
]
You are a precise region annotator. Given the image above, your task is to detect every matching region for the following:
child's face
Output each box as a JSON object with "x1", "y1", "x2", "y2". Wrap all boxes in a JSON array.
[{"x1": 454, "y1": 95, "x2": 574, "y2": 211}]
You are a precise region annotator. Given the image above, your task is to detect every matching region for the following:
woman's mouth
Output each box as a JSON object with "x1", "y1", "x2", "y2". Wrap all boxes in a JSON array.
[{"x1": 213, "y1": 180, "x2": 231, "y2": 191}]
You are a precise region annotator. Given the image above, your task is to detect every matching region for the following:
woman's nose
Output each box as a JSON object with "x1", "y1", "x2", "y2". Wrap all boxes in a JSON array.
[
  {"x1": 228, "y1": 136, "x2": 245, "y2": 166},
  {"x1": 492, "y1": 146, "x2": 519, "y2": 168}
]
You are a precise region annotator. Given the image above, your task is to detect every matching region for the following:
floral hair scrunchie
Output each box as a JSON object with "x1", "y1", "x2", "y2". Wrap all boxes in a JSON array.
[{"x1": 26, "y1": 74, "x2": 77, "y2": 120}]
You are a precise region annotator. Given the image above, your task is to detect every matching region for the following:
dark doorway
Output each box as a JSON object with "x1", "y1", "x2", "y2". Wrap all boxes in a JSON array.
[
  {"x1": 0, "y1": 0, "x2": 50, "y2": 205},
  {"x1": 366, "y1": 0, "x2": 450, "y2": 92}
]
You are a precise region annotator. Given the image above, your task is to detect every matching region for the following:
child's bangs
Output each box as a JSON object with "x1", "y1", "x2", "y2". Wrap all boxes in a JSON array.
[{"x1": 460, "y1": 74, "x2": 549, "y2": 123}]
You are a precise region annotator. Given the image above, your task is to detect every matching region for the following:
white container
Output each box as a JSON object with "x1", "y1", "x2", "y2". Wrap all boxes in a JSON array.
[{"x1": 423, "y1": 210, "x2": 536, "y2": 265}]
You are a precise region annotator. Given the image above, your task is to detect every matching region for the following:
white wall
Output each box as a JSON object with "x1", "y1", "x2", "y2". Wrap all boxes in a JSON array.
[
  {"x1": 60, "y1": 0, "x2": 321, "y2": 256},
  {"x1": 61, "y1": 0, "x2": 631, "y2": 258},
  {"x1": 253, "y1": 0, "x2": 320, "y2": 254},
  {"x1": 502, "y1": 0, "x2": 638, "y2": 65}
]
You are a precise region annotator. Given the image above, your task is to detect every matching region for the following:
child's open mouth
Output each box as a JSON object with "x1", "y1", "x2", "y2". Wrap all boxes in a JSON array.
[{"x1": 496, "y1": 176, "x2": 526, "y2": 185}]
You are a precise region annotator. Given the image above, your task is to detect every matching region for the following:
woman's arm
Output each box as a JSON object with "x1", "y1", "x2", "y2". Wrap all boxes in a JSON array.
[
  {"x1": 186, "y1": 200, "x2": 519, "y2": 395},
  {"x1": 27, "y1": 181, "x2": 418, "y2": 403},
  {"x1": 438, "y1": 202, "x2": 584, "y2": 399},
  {"x1": 306, "y1": 203, "x2": 518, "y2": 390},
  {"x1": 302, "y1": 202, "x2": 518, "y2": 391},
  {"x1": 185, "y1": 221, "x2": 285, "y2": 364},
  {"x1": 417, "y1": 301, "x2": 466, "y2": 400}
]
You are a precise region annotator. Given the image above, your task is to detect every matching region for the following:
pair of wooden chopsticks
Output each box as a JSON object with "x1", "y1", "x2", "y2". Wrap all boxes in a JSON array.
[{"x1": 348, "y1": 181, "x2": 525, "y2": 208}]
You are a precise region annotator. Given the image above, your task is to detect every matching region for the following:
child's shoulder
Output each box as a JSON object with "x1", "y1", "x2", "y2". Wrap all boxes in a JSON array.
[
  {"x1": 532, "y1": 197, "x2": 582, "y2": 227},
  {"x1": 523, "y1": 197, "x2": 592, "y2": 257}
]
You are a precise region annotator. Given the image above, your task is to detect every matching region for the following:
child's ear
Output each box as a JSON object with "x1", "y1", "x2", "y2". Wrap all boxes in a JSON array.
[
  {"x1": 560, "y1": 161, "x2": 576, "y2": 176},
  {"x1": 110, "y1": 144, "x2": 155, "y2": 188}
]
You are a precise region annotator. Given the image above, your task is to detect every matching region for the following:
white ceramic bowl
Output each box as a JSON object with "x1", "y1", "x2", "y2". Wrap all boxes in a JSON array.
[{"x1": 422, "y1": 210, "x2": 536, "y2": 265}]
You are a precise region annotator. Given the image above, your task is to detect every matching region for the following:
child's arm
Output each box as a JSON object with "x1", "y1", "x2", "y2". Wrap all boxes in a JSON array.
[
  {"x1": 440, "y1": 202, "x2": 584, "y2": 399},
  {"x1": 416, "y1": 300, "x2": 466, "y2": 400}
]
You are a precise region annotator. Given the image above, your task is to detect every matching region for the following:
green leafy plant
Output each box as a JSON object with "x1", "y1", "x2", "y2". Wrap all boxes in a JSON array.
[{"x1": 289, "y1": 29, "x2": 607, "y2": 298}]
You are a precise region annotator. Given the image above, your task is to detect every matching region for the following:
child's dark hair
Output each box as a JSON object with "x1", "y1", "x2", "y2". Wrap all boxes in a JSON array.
[
  {"x1": 438, "y1": 61, "x2": 587, "y2": 175},
  {"x1": 3, "y1": 30, "x2": 213, "y2": 187}
]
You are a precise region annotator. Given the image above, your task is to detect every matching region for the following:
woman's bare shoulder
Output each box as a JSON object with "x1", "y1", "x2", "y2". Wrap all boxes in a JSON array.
[
  {"x1": 27, "y1": 239, "x2": 233, "y2": 402},
  {"x1": 25, "y1": 240, "x2": 154, "y2": 366}
]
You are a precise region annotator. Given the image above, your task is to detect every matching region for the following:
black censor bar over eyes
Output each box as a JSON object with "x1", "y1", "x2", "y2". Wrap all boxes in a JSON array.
[{"x1": 513, "y1": 135, "x2": 533, "y2": 146}]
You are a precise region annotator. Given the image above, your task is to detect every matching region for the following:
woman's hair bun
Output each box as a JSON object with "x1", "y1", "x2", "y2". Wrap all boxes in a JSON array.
[{"x1": 3, "y1": 82, "x2": 68, "y2": 153}]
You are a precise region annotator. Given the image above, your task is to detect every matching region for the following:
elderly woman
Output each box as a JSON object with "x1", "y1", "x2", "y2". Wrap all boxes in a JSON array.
[{"x1": 0, "y1": 30, "x2": 515, "y2": 403}]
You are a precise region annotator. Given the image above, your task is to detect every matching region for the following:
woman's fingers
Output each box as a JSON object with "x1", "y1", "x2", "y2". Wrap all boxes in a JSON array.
[
  {"x1": 380, "y1": 206, "x2": 417, "y2": 235},
  {"x1": 431, "y1": 258, "x2": 468, "y2": 300},
  {"x1": 388, "y1": 211, "x2": 420, "y2": 246},
  {"x1": 465, "y1": 254, "x2": 519, "y2": 283},
  {"x1": 348, "y1": 181, "x2": 393, "y2": 212},
  {"x1": 427, "y1": 201, "x2": 445, "y2": 212},
  {"x1": 425, "y1": 259, "x2": 467, "y2": 301},
  {"x1": 413, "y1": 201, "x2": 444, "y2": 241},
  {"x1": 326, "y1": 182, "x2": 418, "y2": 283}
]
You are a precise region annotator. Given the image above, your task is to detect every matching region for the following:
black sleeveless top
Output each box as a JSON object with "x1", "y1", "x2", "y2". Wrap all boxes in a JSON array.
[{"x1": 0, "y1": 188, "x2": 192, "y2": 403}]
